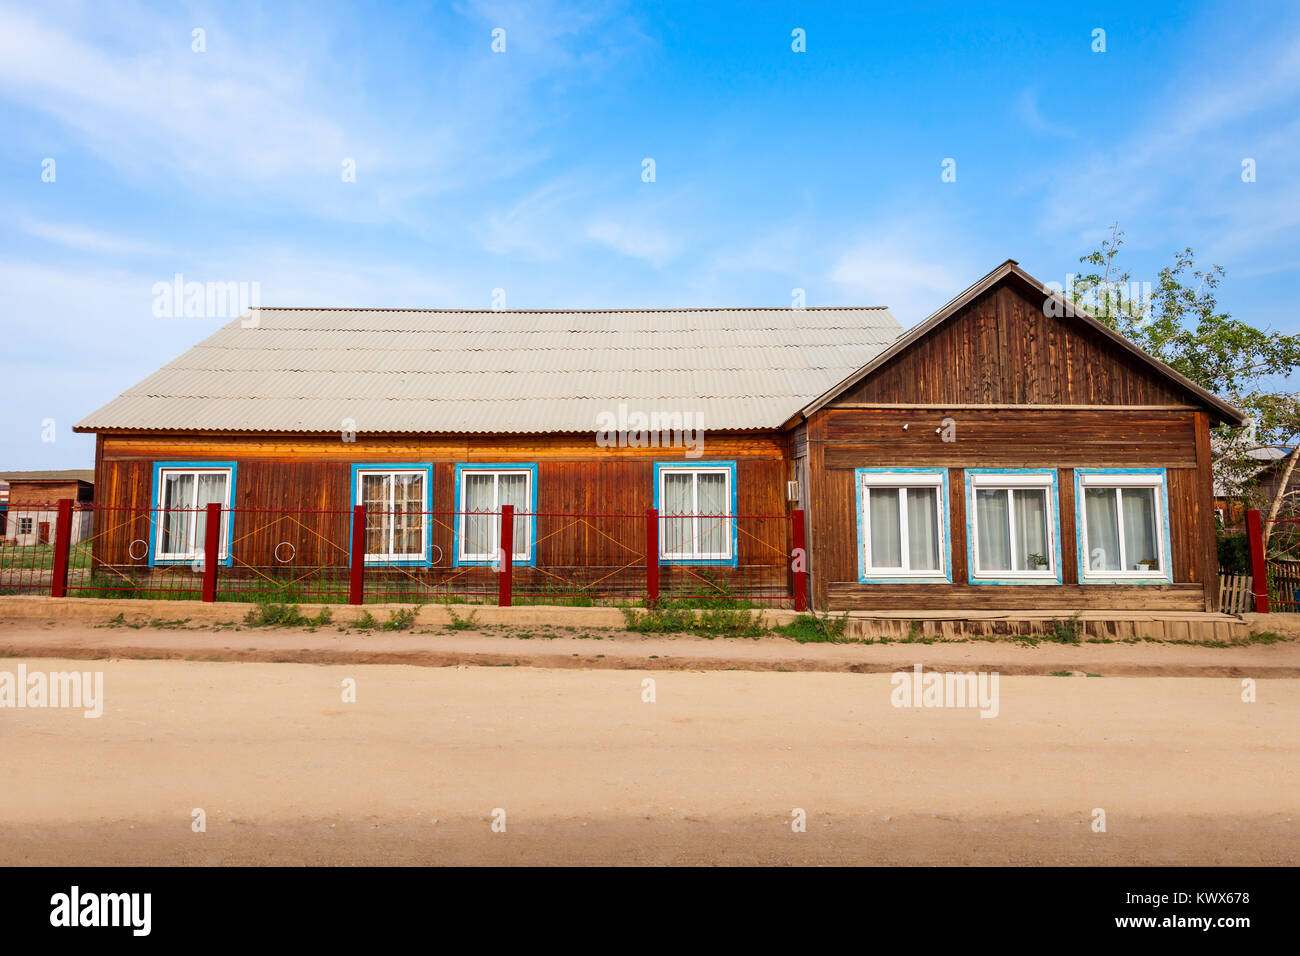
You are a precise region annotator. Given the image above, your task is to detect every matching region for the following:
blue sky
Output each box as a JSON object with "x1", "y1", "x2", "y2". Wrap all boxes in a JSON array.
[{"x1": 3, "y1": 0, "x2": 1299, "y2": 468}]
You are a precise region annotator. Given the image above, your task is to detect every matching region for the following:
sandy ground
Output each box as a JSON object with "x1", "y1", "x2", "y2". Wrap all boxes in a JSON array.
[
  {"x1": 2, "y1": 619, "x2": 1299, "y2": 676},
  {"x1": 1, "y1": 656, "x2": 1297, "y2": 865}
]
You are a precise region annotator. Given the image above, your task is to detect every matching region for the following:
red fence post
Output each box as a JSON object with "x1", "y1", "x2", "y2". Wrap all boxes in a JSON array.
[
  {"x1": 50, "y1": 498, "x2": 74, "y2": 598},
  {"x1": 646, "y1": 508, "x2": 659, "y2": 607},
  {"x1": 201, "y1": 502, "x2": 221, "y2": 602},
  {"x1": 349, "y1": 504, "x2": 366, "y2": 605},
  {"x1": 791, "y1": 508, "x2": 808, "y2": 612},
  {"x1": 1247, "y1": 508, "x2": 1269, "y2": 613},
  {"x1": 499, "y1": 505, "x2": 513, "y2": 607}
]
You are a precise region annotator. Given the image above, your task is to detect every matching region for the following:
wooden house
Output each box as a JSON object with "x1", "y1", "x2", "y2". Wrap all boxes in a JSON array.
[
  {"x1": 73, "y1": 260, "x2": 1242, "y2": 614},
  {"x1": 0, "y1": 470, "x2": 94, "y2": 546}
]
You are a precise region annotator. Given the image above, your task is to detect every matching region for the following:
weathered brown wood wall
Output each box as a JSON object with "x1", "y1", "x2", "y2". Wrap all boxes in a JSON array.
[{"x1": 832, "y1": 282, "x2": 1192, "y2": 406}]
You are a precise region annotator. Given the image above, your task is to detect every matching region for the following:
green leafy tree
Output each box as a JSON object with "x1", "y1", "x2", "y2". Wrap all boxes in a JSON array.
[{"x1": 1068, "y1": 225, "x2": 1300, "y2": 547}]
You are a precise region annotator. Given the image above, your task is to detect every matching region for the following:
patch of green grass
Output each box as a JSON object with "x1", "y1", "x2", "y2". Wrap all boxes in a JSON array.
[
  {"x1": 0, "y1": 544, "x2": 95, "y2": 571},
  {"x1": 353, "y1": 611, "x2": 378, "y2": 630},
  {"x1": 1246, "y1": 630, "x2": 1285, "y2": 645},
  {"x1": 771, "y1": 611, "x2": 852, "y2": 644},
  {"x1": 1049, "y1": 670, "x2": 1073, "y2": 677},
  {"x1": 620, "y1": 603, "x2": 765, "y2": 639}
]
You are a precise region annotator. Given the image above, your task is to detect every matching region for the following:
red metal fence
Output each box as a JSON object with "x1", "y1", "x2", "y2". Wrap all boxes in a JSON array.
[
  {"x1": 1245, "y1": 507, "x2": 1300, "y2": 613},
  {"x1": 1, "y1": 500, "x2": 807, "y2": 609}
]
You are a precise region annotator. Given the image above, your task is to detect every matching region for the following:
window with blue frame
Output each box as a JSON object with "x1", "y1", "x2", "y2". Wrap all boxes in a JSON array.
[
  {"x1": 351, "y1": 465, "x2": 432, "y2": 565},
  {"x1": 965, "y1": 469, "x2": 1061, "y2": 583},
  {"x1": 1075, "y1": 469, "x2": 1172, "y2": 582},
  {"x1": 454, "y1": 464, "x2": 537, "y2": 565},
  {"x1": 855, "y1": 469, "x2": 950, "y2": 582},
  {"x1": 151, "y1": 461, "x2": 236, "y2": 565},
  {"x1": 654, "y1": 461, "x2": 737, "y2": 565}
]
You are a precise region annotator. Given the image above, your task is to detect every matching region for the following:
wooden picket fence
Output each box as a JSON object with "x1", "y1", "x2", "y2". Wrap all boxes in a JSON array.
[{"x1": 1217, "y1": 573, "x2": 1254, "y2": 614}]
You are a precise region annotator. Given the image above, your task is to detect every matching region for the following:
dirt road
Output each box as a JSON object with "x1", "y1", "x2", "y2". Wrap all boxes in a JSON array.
[{"x1": 1, "y1": 657, "x2": 1296, "y2": 865}]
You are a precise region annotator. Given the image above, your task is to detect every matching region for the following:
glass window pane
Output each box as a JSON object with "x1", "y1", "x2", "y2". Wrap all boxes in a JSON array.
[
  {"x1": 194, "y1": 473, "x2": 228, "y2": 556},
  {"x1": 1012, "y1": 488, "x2": 1049, "y2": 571},
  {"x1": 1083, "y1": 487, "x2": 1120, "y2": 572},
  {"x1": 906, "y1": 487, "x2": 940, "y2": 571},
  {"x1": 362, "y1": 474, "x2": 390, "y2": 555},
  {"x1": 161, "y1": 472, "x2": 194, "y2": 555},
  {"x1": 1121, "y1": 487, "x2": 1160, "y2": 571},
  {"x1": 868, "y1": 487, "x2": 902, "y2": 568},
  {"x1": 394, "y1": 473, "x2": 423, "y2": 555},
  {"x1": 697, "y1": 473, "x2": 728, "y2": 554},
  {"x1": 499, "y1": 473, "x2": 529, "y2": 555},
  {"x1": 662, "y1": 473, "x2": 693, "y2": 556},
  {"x1": 975, "y1": 489, "x2": 1011, "y2": 571},
  {"x1": 463, "y1": 473, "x2": 495, "y2": 557}
]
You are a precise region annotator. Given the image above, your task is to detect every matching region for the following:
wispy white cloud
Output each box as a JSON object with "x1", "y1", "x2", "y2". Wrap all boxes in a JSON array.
[
  {"x1": 19, "y1": 217, "x2": 166, "y2": 257},
  {"x1": 829, "y1": 228, "x2": 972, "y2": 323},
  {"x1": 585, "y1": 218, "x2": 679, "y2": 266},
  {"x1": 0, "y1": 6, "x2": 354, "y2": 186},
  {"x1": 0, "y1": 1, "x2": 646, "y2": 224},
  {"x1": 1016, "y1": 88, "x2": 1075, "y2": 139}
]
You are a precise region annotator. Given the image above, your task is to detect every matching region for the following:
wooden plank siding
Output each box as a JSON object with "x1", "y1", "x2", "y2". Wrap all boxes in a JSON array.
[
  {"x1": 831, "y1": 283, "x2": 1194, "y2": 407},
  {"x1": 828, "y1": 583, "x2": 1206, "y2": 611},
  {"x1": 91, "y1": 433, "x2": 793, "y2": 583}
]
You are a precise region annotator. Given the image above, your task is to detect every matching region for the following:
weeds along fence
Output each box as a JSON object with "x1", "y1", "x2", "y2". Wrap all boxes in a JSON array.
[{"x1": 0, "y1": 500, "x2": 807, "y2": 609}]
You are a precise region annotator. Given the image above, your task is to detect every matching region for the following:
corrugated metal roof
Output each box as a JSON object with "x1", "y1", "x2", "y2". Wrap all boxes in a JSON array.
[{"x1": 75, "y1": 307, "x2": 901, "y2": 434}]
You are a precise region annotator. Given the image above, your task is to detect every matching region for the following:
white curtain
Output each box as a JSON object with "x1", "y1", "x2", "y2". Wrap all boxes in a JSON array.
[
  {"x1": 1084, "y1": 487, "x2": 1120, "y2": 571},
  {"x1": 868, "y1": 487, "x2": 901, "y2": 568},
  {"x1": 662, "y1": 473, "x2": 693, "y2": 556},
  {"x1": 907, "y1": 487, "x2": 939, "y2": 571},
  {"x1": 463, "y1": 474, "x2": 495, "y2": 558},
  {"x1": 1121, "y1": 487, "x2": 1159, "y2": 570},
  {"x1": 975, "y1": 489, "x2": 1010, "y2": 571},
  {"x1": 161, "y1": 472, "x2": 194, "y2": 555},
  {"x1": 1012, "y1": 488, "x2": 1048, "y2": 570},
  {"x1": 499, "y1": 473, "x2": 529, "y2": 556}
]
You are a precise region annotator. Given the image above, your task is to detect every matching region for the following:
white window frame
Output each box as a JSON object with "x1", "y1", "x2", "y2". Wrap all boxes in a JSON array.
[
  {"x1": 968, "y1": 472, "x2": 1058, "y2": 580},
  {"x1": 457, "y1": 468, "x2": 533, "y2": 563},
  {"x1": 658, "y1": 466, "x2": 734, "y2": 562},
  {"x1": 356, "y1": 468, "x2": 429, "y2": 563},
  {"x1": 858, "y1": 471, "x2": 947, "y2": 579},
  {"x1": 1078, "y1": 472, "x2": 1169, "y2": 581},
  {"x1": 17, "y1": 516, "x2": 33, "y2": 536},
  {"x1": 155, "y1": 467, "x2": 233, "y2": 562}
]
